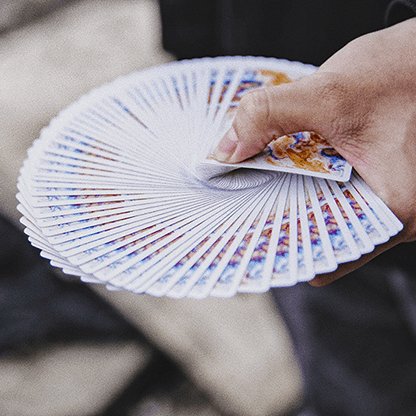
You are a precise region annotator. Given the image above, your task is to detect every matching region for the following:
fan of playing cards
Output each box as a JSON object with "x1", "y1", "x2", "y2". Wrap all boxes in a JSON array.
[{"x1": 17, "y1": 56, "x2": 403, "y2": 298}]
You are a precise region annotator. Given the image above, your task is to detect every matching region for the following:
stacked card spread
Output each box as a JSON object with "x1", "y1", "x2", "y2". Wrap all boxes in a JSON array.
[{"x1": 17, "y1": 57, "x2": 403, "y2": 298}]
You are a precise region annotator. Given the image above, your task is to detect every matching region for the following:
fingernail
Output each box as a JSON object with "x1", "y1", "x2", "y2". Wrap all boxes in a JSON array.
[{"x1": 212, "y1": 128, "x2": 239, "y2": 162}]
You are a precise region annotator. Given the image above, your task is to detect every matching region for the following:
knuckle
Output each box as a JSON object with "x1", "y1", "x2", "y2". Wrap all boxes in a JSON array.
[
  {"x1": 235, "y1": 89, "x2": 274, "y2": 146},
  {"x1": 315, "y1": 73, "x2": 349, "y2": 108},
  {"x1": 231, "y1": 89, "x2": 273, "y2": 150},
  {"x1": 315, "y1": 73, "x2": 367, "y2": 141},
  {"x1": 239, "y1": 89, "x2": 271, "y2": 123}
]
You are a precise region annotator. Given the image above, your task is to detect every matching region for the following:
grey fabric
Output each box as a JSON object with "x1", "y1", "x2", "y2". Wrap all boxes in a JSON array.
[
  {"x1": 0, "y1": 0, "x2": 70, "y2": 33},
  {"x1": 273, "y1": 265, "x2": 416, "y2": 416}
]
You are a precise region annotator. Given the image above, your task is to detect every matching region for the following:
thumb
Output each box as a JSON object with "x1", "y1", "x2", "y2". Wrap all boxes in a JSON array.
[{"x1": 212, "y1": 72, "x2": 343, "y2": 163}]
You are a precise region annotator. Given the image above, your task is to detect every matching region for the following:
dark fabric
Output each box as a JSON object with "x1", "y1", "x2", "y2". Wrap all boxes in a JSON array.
[
  {"x1": 386, "y1": 0, "x2": 416, "y2": 25},
  {"x1": 159, "y1": 0, "x2": 392, "y2": 65},
  {"x1": 0, "y1": 215, "x2": 140, "y2": 356},
  {"x1": 273, "y1": 266, "x2": 416, "y2": 416}
]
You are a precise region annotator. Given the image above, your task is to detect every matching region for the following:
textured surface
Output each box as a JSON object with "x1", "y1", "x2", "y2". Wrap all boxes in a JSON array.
[
  {"x1": 0, "y1": 0, "x2": 172, "y2": 222},
  {"x1": 0, "y1": 343, "x2": 148, "y2": 416},
  {"x1": 97, "y1": 288, "x2": 302, "y2": 416},
  {"x1": 0, "y1": 0, "x2": 69, "y2": 33}
]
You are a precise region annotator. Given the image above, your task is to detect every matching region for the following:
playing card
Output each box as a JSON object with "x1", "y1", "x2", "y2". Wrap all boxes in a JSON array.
[
  {"x1": 205, "y1": 132, "x2": 352, "y2": 181},
  {"x1": 141, "y1": 185, "x2": 276, "y2": 297}
]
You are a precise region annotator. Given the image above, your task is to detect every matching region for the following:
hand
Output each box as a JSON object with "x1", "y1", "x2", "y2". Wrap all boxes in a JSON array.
[{"x1": 213, "y1": 18, "x2": 416, "y2": 285}]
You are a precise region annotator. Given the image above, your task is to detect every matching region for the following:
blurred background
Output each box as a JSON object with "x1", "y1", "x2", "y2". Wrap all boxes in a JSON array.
[{"x1": 0, "y1": 1, "x2": 302, "y2": 415}]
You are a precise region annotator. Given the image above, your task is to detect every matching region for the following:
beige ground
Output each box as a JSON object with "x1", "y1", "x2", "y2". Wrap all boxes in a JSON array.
[{"x1": 0, "y1": 343, "x2": 148, "y2": 416}]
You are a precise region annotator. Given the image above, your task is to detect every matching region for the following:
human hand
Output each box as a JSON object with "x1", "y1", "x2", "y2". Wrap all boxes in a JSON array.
[{"x1": 213, "y1": 18, "x2": 416, "y2": 285}]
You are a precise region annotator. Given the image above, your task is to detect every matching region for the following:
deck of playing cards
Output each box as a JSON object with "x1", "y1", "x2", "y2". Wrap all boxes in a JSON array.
[{"x1": 17, "y1": 57, "x2": 403, "y2": 298}]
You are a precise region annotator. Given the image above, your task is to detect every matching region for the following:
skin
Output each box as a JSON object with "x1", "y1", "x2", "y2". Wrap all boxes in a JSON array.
[{"x1": 212, "y1": 18, "x2": 416, "y2": 286}]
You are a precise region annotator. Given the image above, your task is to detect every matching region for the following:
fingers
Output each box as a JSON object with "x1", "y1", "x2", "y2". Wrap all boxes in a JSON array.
[
  {"x1": 213, "y1": 78, "x2": 318, "y2": 163},
  {"x1": 212, "y1": 71, "x2": 368, "y2": 164},
  {"x1": 213, "y1": 72, "x2": 345, "y2": 163}
]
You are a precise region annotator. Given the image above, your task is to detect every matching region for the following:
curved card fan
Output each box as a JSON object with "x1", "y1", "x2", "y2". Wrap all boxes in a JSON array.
[{"x1": 17, "y1": 57, "x2": 402, "y2": 298}]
